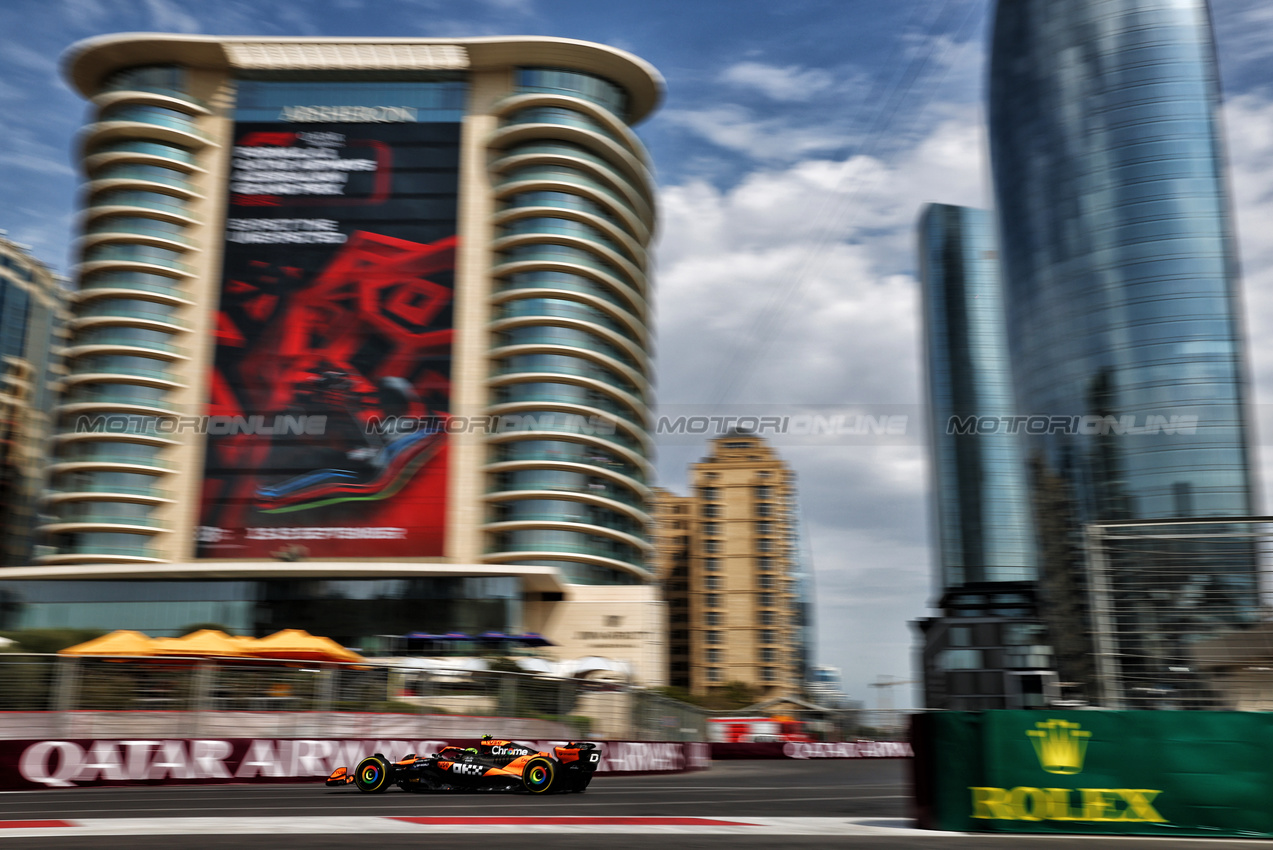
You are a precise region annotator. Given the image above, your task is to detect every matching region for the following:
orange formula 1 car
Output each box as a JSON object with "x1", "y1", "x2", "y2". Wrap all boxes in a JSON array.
[{"x1": 326, "y1": 737, "x2": 601, "y2": 794}]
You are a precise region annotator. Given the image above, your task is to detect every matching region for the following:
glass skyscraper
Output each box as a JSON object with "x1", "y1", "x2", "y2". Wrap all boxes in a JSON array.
[
  {"x1": 916, "y1": 204, "x2": 1052, "y2": 710},
  {"x1": 919, "y1": 205, "x2": 1036, "y2": 590},
  {"x1": 989, "y1": 0, "x2": 1256, "y2": 701}
]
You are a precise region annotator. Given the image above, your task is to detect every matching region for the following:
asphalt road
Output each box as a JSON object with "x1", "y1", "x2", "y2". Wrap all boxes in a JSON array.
[{"x1": 2, "y1": 759, "x2": 1269, "y2": 849}]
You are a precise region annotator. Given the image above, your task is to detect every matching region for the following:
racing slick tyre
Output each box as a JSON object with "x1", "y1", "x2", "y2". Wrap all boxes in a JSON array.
[
  {"x1": 354, "y1": 754, "x2": 392, "y2": 793},
  {"x1": 521, "y1": 757, "x2": 556, "y2": 794}
]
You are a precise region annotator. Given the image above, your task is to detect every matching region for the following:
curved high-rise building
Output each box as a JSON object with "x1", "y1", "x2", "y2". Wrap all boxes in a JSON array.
[
  {"x1": 0, "y1": 235, "x2": 64, "y2": 568},
  {"x1": 989, "y1": 0, "x2": 1256, "y2": 702},
  {"x1": 0, "y1": 34, "x2": 665, "y2": 681},
  {"x1": 990, "y1": 0, "x2": 1254, "y2": 523}
]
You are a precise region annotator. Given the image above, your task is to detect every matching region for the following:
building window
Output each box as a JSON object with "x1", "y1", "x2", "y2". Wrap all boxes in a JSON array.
[
  {"x1": 756, "y1": 486, "x2": 772, "y2": 500},
  {"x1": 757, "y1": 539, "x2": 773, "y2": 552},
  {"x1": 756, "y1": 502, "x2": 772, "y2": 517},
  {"x1": 756, "y1": 521, "x2": 772, "y2": 536},
  {"x1": 758, "y1": 574, "x2": 774, "y2": 589},
  {"x1": 706, "y1": 611, "x2": 722, "y2": 626},
  {"x1": 704, "y1": 558, "x2": 719, "y2": 571},
  {"x1": 705, "y1": 575, "x2": 721, "y2": 590},
  {"x1": 707, "y1": 648, "x2": 722, "y2": 663},
  {"x1": 705, "y1": 594, "x2": 720, "y2": 608},
  {"x1": 700, "y1": 487, "x2": 718, "y2": 501},
  {"x1": 940, "y1": 649, "x2": 984, "y2": 670},
  {"x1": 760, "y1": 647, "x2": 775, "y2": 662},
  {"x1": 706, "y1": 667, "x2": 722, "y2": 682},
  {"x1": 704, "y1": 522, "x2": 720, "y2": 536},
  {"x1": 759, "y1": 593, "x2": 774, "y2": 608},
  {"x1": 703, "y1": 503, "x2": 719, "y2": 518},
  {"x1": 760, "y1": 629, "x2": 775, "y2": 644},
  {"x1": 759, "y1": 611, "x2": 775, "y2": 625},
  {"x1": 706, "y1": 630, "x2": 722, "y2": 644},
  {"x1": 704, "y1": 539, "x2": 720, "y2": 554},
  {"x1": 758, "y1": 557, "x2": 773, "y2": 571},
  {"x1": 762, "y1": 667, "x2": 776, "y2": 681}
]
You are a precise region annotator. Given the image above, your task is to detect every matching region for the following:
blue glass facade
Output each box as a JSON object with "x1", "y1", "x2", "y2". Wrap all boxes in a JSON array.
[
  {"x1": 919, "y1": 204, "x2": 1037, "y2": 590},
  {"x1": 988, "y1": 0, "x2": 1256, "y2": 704},
  {"x1": 917, "y1": 205, "x2": 1052, "y2": 710},
  {"x1": 989, "y1": 0, "x2": 1255, "y2": 524}
]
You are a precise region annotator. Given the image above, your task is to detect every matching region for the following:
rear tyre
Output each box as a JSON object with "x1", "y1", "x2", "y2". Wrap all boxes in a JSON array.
[
  {"x1": 521, "y1": 756, "x2": 556, "y2": 794},
  {"x1": 354, "y1": 754, "x2": 391, "y2": 793}
]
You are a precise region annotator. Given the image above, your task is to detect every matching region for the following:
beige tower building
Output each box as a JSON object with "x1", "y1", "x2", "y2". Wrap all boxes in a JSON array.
[
  {"x1": 652, "y1": 434, "x2": 807, "y2": 697},
  {"x1": 0, "y1": 235, "x2": 65, "y2": 567},
  {"x1": 0, "y1": 34, "x2": 665, "y2": 684}
]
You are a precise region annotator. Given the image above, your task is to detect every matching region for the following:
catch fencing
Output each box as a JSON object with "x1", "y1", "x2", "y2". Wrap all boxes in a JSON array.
[
  {"x1": 0, "y1": 654, "x2": 709, "y2": 742},
  {"x1": 1084, "y1": 518, "x2": 1273, "y2": 709}
]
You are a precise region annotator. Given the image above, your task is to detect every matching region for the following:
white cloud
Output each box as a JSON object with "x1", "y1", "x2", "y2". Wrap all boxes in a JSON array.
[
  {"x1": 1223, "y1": 93, "x2": 1273, "y2": 512},
  {"x1": 653, "y1": 110, "x2": 987, "y2": 704},
  {"x1": 718, "y1": 61, "x2": 834, "y2": 102},
  {"x1": 660, "y1": 104, "x2": 846, "y2": 163}
]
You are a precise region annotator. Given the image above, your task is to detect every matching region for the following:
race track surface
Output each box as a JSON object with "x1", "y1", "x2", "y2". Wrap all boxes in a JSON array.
[{"x1": 1, "y1": 759, "x2": 1267, "y2": 849}]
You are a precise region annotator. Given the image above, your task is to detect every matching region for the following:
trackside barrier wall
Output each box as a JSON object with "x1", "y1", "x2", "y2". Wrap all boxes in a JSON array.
[
  {"x1": 712, "y1": 741, "x2": 912, "y2": 759},
  {"x1": 5, "y1": 738, "x2": 712, "y2": 791},
  {"x1": 913, "y1": 710, "x2": 1273, "y2": 838}
]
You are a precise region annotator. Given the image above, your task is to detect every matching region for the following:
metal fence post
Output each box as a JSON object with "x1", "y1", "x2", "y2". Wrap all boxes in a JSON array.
[
  {"x1": 189, "y1": 660, "x2": 215, "y2": 738},
  {"x1": 1086, "y1": 523, "x2": 1124, "y2": 710},
  {"x1": 52, "y1": 656, "x2": 80, "y2": 737}
]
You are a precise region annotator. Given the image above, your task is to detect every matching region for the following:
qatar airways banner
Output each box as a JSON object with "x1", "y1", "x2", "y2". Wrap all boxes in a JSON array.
[
  {"x1": 197, "y1": 101, "x2": 460, "y2": 558},
  {"x1": 711, "y1": 741, "x2": 913, "y2": 760},
  {"x1": 7, "y1": 739, "x2": 711, "y2": 791}
]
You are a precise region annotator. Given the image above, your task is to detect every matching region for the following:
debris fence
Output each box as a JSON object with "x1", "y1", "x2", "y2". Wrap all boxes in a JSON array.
[{"x1": 0, "y1": 654, "x2": 709, "y2": 741}]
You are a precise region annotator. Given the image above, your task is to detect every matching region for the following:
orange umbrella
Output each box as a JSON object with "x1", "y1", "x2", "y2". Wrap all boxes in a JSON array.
[
  {"x1": 59, "y1": 630, "x2": 155, "y2": 657},
  {"x1": 152, "y1": 629, "x2": 249, "y2": 657},
  {"x1": 248, "y1": 629, "x2": 363, "y2": 663}
]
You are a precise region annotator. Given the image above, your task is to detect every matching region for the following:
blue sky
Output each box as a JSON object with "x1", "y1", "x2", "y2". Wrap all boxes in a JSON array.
[{"x1": 3, "y1": 0, "x2": 1273, "y2": 711}]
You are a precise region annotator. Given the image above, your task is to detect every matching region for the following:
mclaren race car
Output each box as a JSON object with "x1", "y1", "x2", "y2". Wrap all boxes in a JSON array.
[{"x1": 326, "y1": 737, "x2": 601, "y2": 794}]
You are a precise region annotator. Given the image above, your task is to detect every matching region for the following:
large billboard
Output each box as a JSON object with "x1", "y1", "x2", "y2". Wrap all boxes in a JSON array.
[{"x1": 197, "y1": 86, "x2": 461, "y2": 558}]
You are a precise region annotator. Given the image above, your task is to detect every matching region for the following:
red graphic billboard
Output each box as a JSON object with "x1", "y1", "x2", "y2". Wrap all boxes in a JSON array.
[{"x1": 197, "y1": 120, "x2": 459, "y2": 558}]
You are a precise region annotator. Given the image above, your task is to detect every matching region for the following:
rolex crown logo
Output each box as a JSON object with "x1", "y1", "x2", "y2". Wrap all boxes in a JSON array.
[{"x1": 1027, "y1": 719, "x2": 1090, "y2": 775}]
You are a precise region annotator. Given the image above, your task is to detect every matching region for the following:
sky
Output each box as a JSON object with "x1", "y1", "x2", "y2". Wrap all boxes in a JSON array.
[{"x1": 3, "y1": 0, "x2": 1273, "y2": 712}]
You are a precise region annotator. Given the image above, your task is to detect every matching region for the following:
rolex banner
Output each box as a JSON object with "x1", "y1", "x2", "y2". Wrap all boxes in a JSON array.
[{"x1": 913, "y1": 710, "x2": 1273, "y2": 837}]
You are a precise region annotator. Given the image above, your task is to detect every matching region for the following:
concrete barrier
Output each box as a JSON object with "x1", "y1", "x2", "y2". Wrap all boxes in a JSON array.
[{"x1": 4, "y1": 737, "x2": 711, "y2": 791}]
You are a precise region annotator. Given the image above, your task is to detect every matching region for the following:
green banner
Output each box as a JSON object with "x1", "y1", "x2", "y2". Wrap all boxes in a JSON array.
[{"x1": 915, "y1": 710, "x2": 1273, "y2": 837}]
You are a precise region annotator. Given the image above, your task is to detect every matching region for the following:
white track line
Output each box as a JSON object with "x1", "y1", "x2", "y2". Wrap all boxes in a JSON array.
[{"x1": 0, "y1": 816, "x2": 958, "y2": 838}]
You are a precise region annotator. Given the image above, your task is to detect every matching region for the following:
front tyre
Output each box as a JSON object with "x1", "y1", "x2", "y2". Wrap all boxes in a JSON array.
[
  {"x1": 521, "y1": 756, "x2": 556, "y2": 794},
  {"x1": 354, "y1": 755, "x2": 391, "y2": 793}
]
